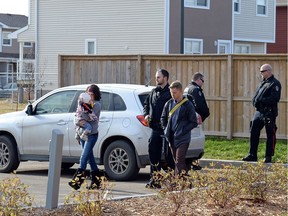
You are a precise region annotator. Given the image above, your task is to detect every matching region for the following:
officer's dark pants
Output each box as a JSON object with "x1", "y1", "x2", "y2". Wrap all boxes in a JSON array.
[
  {"x1": 148, "y1": 129, "x2": 174, "y2": 178},
  {"x1": 148, "y1": 129, "x2": 163, "y2": 176},
  {"x1": 249, "y1": 111, "x2": 277, "y2": 158}
]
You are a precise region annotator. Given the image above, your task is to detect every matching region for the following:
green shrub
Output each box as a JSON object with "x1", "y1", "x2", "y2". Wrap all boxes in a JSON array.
[
  {"x1": 0, "y1": 174, "x2": 34, "y2": 216},
  {"x1": 64, "y1": 176, "x2": 112, "y2": 216}
]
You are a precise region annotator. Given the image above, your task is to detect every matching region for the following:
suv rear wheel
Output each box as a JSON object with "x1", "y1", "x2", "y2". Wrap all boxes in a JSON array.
[
  {"x1": 104, "y1": 140, "x2": 139, "y2": 181},
  {"x1": 0, "y1": 135, "x2": 20, "y2": 173}
]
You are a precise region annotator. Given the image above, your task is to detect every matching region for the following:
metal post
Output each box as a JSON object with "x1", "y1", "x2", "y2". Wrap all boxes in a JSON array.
[{"x1": 45, "y1": 129, "x2": 64, "y2": 209}]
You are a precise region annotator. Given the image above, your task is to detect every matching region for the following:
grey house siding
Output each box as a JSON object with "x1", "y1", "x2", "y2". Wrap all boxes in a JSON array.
[
  {"x1": 169, "y1": 0, "x2": 232, "y2": 54},
  {"x1": 234, "y1": 0, "x2": 275, "y2": 42},
  {"x1": 2, "y1": 38, "x2": 19, "y2": 54}
]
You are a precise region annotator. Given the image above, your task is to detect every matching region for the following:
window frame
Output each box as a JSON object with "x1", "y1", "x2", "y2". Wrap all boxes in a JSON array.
[
  {"x1": 256, "y1": 0, "x2": 267, "y2": 16},
  {"x1": 184, "y1": 38, "x2": 203, "y2": 54},
  {"x1": 184, "y1": 0, "x2": 210, "y2": 10},
  {"x1": 217, "y1": 40, "x2": 232, "y2": 54},
  {"x1": 234, "y1": 43, "x2": 251, "y2": 54},
  {"x1": 2, "y1": 32, "x2": 12, "y2": 46},
  {"x1": 24, "y1": 42, "x2": 32, "y2": 47},
  {"x1": 85, "y1": 39, "x2": 97, "y2": 54},
  {"x1": 234, "y1": 0, "x2": 241, "y2": 14}
]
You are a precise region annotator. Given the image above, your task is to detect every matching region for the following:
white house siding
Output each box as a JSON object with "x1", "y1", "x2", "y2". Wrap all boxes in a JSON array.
[
  {"x1": 18, "y1": 0, "x2": 35, "y2": 42},
  {"x1": 25, "y1": 0, "x2": 166, "y2": 91},
  {"x1": 234, "y1": 0, "x2": 275, "y2": 42}
]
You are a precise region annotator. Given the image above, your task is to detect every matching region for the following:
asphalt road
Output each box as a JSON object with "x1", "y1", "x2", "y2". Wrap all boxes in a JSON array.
[{"x1": 0, "y1": 161, "x2": 155, "y2": 207}]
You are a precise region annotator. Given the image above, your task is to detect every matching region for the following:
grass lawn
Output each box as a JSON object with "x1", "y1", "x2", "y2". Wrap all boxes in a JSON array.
[
  {"x1": 204, "y1": 136, "x2": 287, "y2": 163},
  {"x1": 0, "y1": 99, "x2": 27, "y2": 114}
]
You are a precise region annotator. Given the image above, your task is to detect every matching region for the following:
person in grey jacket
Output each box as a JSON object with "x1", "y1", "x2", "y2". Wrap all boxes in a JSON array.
[
  {"x1": 69, "y1": 84, "x2": 102, "y2": 190},
  {"x1": 161, "y1": 81, "x2": 198, "y2": 176}
]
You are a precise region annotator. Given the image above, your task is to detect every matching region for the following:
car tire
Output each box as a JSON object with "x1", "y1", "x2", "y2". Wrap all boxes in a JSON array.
[
  {"x1": 61, "y1": 162, "x2": 75, "y2": 169},
  {"x1": 104, "y1": 140, "x2": 139, "y2": 181},
  {"x1": 0, "y1": 135, "x2": 20, "y2": 173}
]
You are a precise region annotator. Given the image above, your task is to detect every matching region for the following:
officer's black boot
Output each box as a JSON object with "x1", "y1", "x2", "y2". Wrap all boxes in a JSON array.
[
  {"x1": 68, "y1": 169, "x2": 86, "y2": 190},
  {"x1": 87, "y1": 170, "x2": 102, "y2": 190}
]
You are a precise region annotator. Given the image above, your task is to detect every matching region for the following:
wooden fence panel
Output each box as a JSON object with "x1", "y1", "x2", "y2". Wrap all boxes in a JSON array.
[{"x1": 59, "y1": 54, "x2": 287, "y2": 140}]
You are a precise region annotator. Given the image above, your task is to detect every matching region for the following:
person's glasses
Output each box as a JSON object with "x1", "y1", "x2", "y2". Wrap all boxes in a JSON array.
[
  {"x1": 200, "y1": 78, "x2": 204, "y2": 83},
  {"x1": 260, "y1": 70, "x2": 268, "y2": 73}
]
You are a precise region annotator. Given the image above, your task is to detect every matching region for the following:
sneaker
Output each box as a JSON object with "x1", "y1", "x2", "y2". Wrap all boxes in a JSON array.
[
  {"x1": 263, "y1": 157, "x2": 272, "y2": 163},
  {"x1": 242, "y1": 155, "x2": 257, "y2": 162},
  {"x1": 80, "y1": 133, "x2": 88, "y2": 141},
  {"x1": 145, "y1": 180, "x2": 161, "y2": 189}
]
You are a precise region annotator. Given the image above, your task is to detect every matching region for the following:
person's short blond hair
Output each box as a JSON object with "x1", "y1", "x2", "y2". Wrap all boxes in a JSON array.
[{"x1": 169, "y1": 80, "x2": 182, "y2": 90}]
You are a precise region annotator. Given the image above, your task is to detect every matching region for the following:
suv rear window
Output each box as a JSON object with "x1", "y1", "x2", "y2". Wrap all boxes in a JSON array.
[{"x1": 138, "y1": 93, "x2": 149, "y2": 107}]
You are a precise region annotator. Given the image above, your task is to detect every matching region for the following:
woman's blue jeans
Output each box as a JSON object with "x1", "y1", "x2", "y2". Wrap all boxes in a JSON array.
[{"x1": 79, "y1": 133, "x2": 99, "y2": 172}]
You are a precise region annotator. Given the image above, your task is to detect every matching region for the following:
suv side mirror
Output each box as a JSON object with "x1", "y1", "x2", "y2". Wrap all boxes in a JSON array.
[{"x1": 25, "y1": 104, "x2": 34, "y2": 115}]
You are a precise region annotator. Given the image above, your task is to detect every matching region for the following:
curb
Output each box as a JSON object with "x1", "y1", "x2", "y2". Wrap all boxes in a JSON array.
[{"x1": 199, "y1": 158, "x2": 288, "y2": 169}]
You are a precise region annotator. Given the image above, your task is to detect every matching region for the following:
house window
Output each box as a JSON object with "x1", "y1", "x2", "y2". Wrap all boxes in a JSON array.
[
  {"x1": 217, "y1": 40, "x2": 232, "y2": 54},
  {"x1": 184, "y1": 38, "x2": 203, "y2": 54},
  {"x1": 234, "y1": 0, "x2": 240, "y2": 13},
  {"x1": 184, "y1": 0, "x2": 210, "y2": 9},
  {"x1": 235, "y1": 44, "x2": 251, "y2": 53},
  {"x1": 2, "y1": 32, "x2": 11, "y2": 46},
  {"x1": 257, "y1": 0, "x2": 267, "y2": 16},
  {"x1": 24, "y1": 42, "x2": 32, "y2": 47},
  {"x1": 85, "y1": 39, "x2": 97, "y2": 54}
]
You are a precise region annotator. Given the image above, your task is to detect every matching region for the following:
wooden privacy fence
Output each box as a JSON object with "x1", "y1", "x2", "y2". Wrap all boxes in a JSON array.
[{"x1": 59, "y1": 54, "x2": 287, "y2": 140}]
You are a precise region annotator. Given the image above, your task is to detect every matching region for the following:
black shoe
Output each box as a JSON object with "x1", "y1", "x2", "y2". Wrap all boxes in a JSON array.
[
  {"x1": 264, "y1": 157, "x2": 272, "y2": 163},
  {"x1": 68, "y1": 169, "x2": 86, "y2": 190},
  {"x1": 87, "y1": 170, "x2": 102, "y2": 190},
  {"x1": 242, "y1": 155, "x2": 257, "y2": 162},
  {"x1": 192, "y1": 164, "x2": 202, "y2": 170},
  {"x1": 145, "y1": 180, "x2": 161, "y2": 189}
]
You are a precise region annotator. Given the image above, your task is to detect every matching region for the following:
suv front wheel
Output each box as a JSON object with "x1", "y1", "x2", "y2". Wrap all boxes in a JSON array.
[
  {"x1": 103, "y1": 140, "x2": 139, "y2": 181},
  {"x1": 0, "y1": 135, "x2": 20, "y2": 173}
]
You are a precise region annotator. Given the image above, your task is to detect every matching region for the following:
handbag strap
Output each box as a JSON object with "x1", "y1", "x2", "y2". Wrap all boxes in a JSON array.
[{"x1": 168, "y1": 98, "x2": 188, "y2": 118}]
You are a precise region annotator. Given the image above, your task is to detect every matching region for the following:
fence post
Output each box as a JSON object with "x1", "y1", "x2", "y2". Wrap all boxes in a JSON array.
[
  {"x1": 45, "y1": 129, "x2": 64, "y2": 209},
  {"x1": 226, "y1": 55, "x2": 233, "y2": 139}
]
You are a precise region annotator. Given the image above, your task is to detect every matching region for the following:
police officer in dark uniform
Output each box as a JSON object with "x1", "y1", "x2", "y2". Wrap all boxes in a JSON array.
[
  {"x1": 243, "y1": 64, "x2": 281, "y2": 163},
  {"x1": 186, "y1": 72, "x2": 210, "y2": 122},
  {"x1": 143, "y1": 68, "x2": 173, "y2": 188},
  {"x1": 186, "y1": 72, "x2": 210, "y2": 170}
]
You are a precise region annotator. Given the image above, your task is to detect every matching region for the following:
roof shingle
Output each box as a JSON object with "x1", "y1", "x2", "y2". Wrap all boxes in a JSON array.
[{"x1": 0, "y1": 13, "x2": 28, "y2": 28}]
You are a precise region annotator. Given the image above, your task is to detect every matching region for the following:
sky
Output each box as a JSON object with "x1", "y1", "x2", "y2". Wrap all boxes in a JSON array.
[{"x1": 0, "y1": 0, "x2": 29, "y2": 16}]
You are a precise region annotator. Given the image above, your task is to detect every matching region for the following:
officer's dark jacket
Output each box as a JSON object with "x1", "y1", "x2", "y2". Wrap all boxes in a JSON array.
[
  {"x1": 187, "y1": 82, "x2": 210, "y2": 121},
  {"x1": 161, "y1": 97, "x2": 198, "y2": 148},
  {"x1": 252, "y1": 75, "x2": 281, "y2": 116},
  {"x1": 143, "y1": 84, "x2": 171, "y2": 129}
]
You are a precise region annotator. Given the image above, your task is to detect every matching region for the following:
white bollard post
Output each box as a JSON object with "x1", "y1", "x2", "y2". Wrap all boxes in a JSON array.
[{"x1": 45, "y1": 129, "x2": 64, "y2": 209}]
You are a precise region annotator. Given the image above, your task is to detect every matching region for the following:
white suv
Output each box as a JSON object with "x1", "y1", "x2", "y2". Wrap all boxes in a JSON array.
[{"x1": 0, "y1": 84, "x2": 204, "y2": 180}]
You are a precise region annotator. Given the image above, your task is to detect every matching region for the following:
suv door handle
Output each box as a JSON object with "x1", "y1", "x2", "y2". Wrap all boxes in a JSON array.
[
  {"x1": 57, "y1": 121, "x2": 67, "y2": 125},
  {"x1": 99, "y1": 119, "x2": 110, "y2": 123}
]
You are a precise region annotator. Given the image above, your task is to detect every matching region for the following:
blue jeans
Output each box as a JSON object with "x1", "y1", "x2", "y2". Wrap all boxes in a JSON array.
[{"x1": 79, "y1": 133, "x2": 99, "y2": 172}]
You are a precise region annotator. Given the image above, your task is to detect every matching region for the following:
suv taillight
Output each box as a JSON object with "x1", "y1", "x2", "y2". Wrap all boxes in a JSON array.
[{"x1": 136, "y1": 115, "x2": 149, "y2": 127}]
